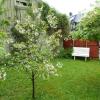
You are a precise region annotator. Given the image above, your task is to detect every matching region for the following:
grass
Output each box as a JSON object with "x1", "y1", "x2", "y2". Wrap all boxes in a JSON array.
[{"x1": 0, "y1": 59, "x2": 100, "y2": 100}]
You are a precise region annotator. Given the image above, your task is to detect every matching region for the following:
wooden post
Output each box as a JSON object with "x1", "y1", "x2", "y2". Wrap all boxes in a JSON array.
[
  {"x1": 73, "y1": 39, "x2": 74, "y2": 47},
  {"x1": 86, "y1": 40, "x2": 87, "y2": 48},
  {"x1": 85, "y1": 57, "x2": 87, "y2": 61},
  {"x1": 74, "y1": 56, "x2": 76, "y2": 60}
]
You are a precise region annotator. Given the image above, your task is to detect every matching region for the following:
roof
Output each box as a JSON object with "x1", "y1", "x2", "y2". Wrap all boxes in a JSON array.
[{"x1": 70, "y1": 13, "x2": 84, "y2": 23}]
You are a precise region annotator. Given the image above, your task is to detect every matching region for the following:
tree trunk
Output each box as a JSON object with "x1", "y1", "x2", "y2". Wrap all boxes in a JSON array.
[{"x1": 32, "y1": 71, "x2": 35, "y2": 99}]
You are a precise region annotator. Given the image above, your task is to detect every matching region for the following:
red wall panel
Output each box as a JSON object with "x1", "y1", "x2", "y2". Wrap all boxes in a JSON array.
[
  {"x1": 74, "y1": 40, "x2": 86, "y2": 47},
  {"x1": 63, "y1": 40, "x2": 73, "y2": 48},
  {"x1": 88, "y1": 46, "x2": 99, "y2": 58}
]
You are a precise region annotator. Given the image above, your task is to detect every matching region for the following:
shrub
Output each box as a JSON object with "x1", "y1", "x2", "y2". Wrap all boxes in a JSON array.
[
  {"x1": 79, "y1": 7, "x2": 100, "y2": 41},
  {"x1": 58, "y1": 48, "x2": 73, "y2": 59}
]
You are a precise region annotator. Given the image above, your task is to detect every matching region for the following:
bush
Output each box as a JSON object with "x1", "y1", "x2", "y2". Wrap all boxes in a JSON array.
[
  {"x1": 70, "y1": 31, "x2": 82, "y2": 40},
  {"x1": 69, "y1": 7, "x2": 100, "y2": 41},
  {"x1": 79, "y1": 7, "x2": 100, "y2": 41},
  {"x1": 58, "y1": 48, "x2": 73, "y2": 59}
]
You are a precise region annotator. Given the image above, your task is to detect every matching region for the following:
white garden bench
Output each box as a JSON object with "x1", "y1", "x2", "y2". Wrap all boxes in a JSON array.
[{"x1": 72, "y1": 47, "x2": 90, "y2": 61}]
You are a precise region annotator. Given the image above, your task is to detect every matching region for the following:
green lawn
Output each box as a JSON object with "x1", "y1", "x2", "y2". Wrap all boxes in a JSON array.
[{"x1": 0, "y1": 59, "x2": 100, "y2": 100}]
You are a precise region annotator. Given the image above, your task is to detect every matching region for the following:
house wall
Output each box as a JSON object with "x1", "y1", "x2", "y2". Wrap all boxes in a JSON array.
[
  {"x1": 1, "y1": 0, "x2": 16, "y2": 21},
  {"x1": 0, "y1": 0, "x2": 33, "y2": 21}
]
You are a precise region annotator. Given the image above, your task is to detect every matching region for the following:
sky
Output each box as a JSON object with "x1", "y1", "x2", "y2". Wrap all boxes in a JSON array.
[{"x1": 42, "y1": 0, "x2": 96, "y2": 15}]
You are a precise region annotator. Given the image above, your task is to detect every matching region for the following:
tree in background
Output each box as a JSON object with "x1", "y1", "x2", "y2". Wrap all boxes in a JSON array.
[
  {"x1": 70, "y1": 5, "x2": 100, "y2": 41},
  {"x1": 40, "y1": 1, "x2": 70, "y2": 44},
  {"x1": 79, "y1": 7, "x2": 100, "y2": 41}
]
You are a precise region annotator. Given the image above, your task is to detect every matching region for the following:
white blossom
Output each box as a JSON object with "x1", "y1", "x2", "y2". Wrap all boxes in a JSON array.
[
  {"x1": 34, "y1": 32, "x2": 39, "y2": 36},
  {"x1": 0, "y1": 68, "x2": 6, "y2": 80},
  {"x1": 46, "y1": 13, "x2": 58, "y2": 28}
]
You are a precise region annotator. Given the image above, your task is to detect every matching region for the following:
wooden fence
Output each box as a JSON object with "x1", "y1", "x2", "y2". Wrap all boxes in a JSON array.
[{"x1": 63, "y1": 39, "x2": 99, "y2": 59}]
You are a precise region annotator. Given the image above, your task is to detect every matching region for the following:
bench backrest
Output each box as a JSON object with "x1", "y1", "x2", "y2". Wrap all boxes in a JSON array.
[{"x1": 72, "y1": 47, "x2": 90, "y2": 57}]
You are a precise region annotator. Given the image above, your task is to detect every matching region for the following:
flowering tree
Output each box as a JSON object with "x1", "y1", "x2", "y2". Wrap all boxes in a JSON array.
[{"x1": 9, "y1": 5, "x2": 62, "y2": 99}]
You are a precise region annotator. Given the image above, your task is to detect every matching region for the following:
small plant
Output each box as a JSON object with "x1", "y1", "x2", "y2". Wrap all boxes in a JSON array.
[{"x1": 58, "y1": 48, "x2": 73, "y2": 59}]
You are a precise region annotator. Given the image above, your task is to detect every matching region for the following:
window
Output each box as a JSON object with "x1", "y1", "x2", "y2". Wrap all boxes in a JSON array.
[{"x1": 16, "y1": 0, "x2": 29, "y2": 7}]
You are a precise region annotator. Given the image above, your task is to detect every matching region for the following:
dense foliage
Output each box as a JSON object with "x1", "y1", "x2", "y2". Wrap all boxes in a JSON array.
[
  {"x1": 40, "y1": 2, "x2": 70, "y2": 41},
  {"x1": 79, "y1": 7, "x2": 100, "y2": 41},
  {"x1": 10, "y1": 15, "x2": 61, "y2": 77}
]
